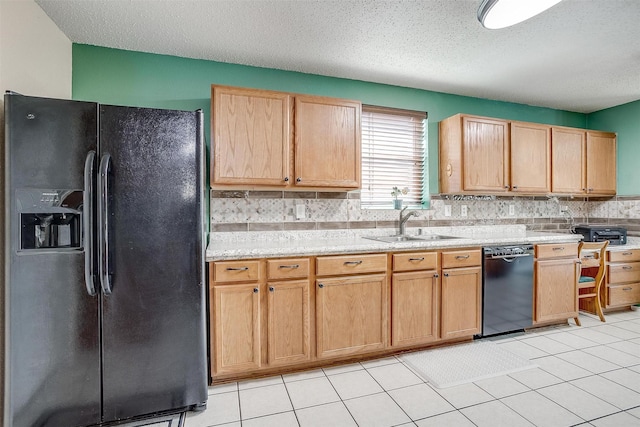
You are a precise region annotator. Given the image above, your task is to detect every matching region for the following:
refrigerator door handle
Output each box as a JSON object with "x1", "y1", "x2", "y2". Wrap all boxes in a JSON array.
[
  {"x1": 83, "y1": 151, "x2": 97, "y2": 296},
  {"x1": 98, "y1": 153, "x2": 113, "y2": 295}
]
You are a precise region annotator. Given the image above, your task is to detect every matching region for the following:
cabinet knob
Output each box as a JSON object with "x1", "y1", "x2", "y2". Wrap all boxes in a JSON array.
[
  {"x1": 318, "y1": 283, "x2": 324, "y2": 289},
  {"x1": 284, "y1": 177, "x2": 289, "y2": 182},
  {"x1": 504, "y1": 185, "x2": 509, "y2": 189},
  {"x1": 253, "y1": 288, "x2": 259, "y2": 293},
  {"x1": 433, "y1": 273, "x2": 439, "y2": 278},
  {"x1": 269, "y1": 286, "x2": 275, "y2": 292},
  {"x1": 588, "y1": 188, "x2": 594, "y2": 192},
  {"x1": 296, "y1": 177, "x2": 302, "y2": 183},
  {"x1": 512, "y1": 185, "x2": 518, "y2": 189},
  {"x1": 443, "y1": 273, "x2": 449, "y2": 277}
]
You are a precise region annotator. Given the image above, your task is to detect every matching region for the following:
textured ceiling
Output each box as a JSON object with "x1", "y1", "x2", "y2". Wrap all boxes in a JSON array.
[{"x1": 35, "y1": 0, "x2": 640, "y2": 113}]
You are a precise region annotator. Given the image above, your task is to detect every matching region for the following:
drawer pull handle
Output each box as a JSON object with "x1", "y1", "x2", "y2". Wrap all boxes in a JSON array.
[
  {"x1": 226, "y1": 267, "x2": 249, "y2": 271},
  {"x1": 455, "y1": 255, "x2": 470, "y2": 260},
  {"x1": 318, "y1": 283, "x2": 324, "y2": 288},
  {"x1": 622, "y1": 266, "x2": 633, "y2": 270},
  {"x1": 409, "y1": 257, "x2": 425, "y2": 261},
  {"x1": 279, "y1": 264, "x2": 300, "y2": 269},
  {"x1": 344, "y1": 261, "x2": 363, "y2": 266},
  {"x1": 552, "y1": 247, "x2": 565, "y2": 251},
  {"x1": 623, "y1": 287, "x2": 633, "y2": 291},
  {"x1": 622, "y1": 252, "x2": 633, "y2": 255}
]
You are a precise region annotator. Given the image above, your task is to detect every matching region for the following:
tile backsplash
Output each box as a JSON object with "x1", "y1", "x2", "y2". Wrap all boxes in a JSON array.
[{"x1": 210, "y1": 191, "x2": 640, "y2": 236}]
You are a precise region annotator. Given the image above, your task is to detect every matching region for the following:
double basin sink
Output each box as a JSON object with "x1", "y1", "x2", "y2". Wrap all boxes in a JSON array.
[{"x1": 363, "y1": 234, "x2": 462, "y2": 243}]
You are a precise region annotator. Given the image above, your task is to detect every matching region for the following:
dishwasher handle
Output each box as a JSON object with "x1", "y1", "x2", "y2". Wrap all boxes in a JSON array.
[{"x1": 489, "y1": 253, "x2": 532, "y2": 262}]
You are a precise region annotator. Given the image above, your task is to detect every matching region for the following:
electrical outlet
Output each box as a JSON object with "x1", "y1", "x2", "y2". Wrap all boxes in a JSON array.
[
  {"x1": 561, "y1": 205, "x2": 568, "y2": 213},
  {"x1": 295, "y1": 204, "x2": 306, "y2": 220},
  {"x1": 509, "y1": 204, "x2": 515, "y2": 216},
  {"x1": 444, "y1": 205, "x2": 452, "y2": 217},
  {"x1": 460, "y1": 205, "x2": 468, "y2": 217}
]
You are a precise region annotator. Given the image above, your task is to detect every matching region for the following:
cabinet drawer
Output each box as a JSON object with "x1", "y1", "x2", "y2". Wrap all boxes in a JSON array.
[
  {"x1": 393, "y1": 252, "x2": 438, "y2": 272},
  {"x1": 608, "y1": 262, "x2": 640, "y2": 284},
  {"x1": 441, "y1": 249, "x2": 481, "y2": 268},
  {"x1": 213, "y1": 260, "x2": 261, "y2": 283},
  {"x1": 317, "y1": 253, "x2": 387, "y2": 276},
  {"x1": 608, "y1": 249, "x2": 640, "y2": 263},
  {"x1": 535, "y1": 243, "x2": 579, "y2": 259},
  {"x1": 267, "y1": 258, "x2": 310, "y2": 280},
  {"x1": 608, "y1": 282, "x2": 640, "y2": 306}
]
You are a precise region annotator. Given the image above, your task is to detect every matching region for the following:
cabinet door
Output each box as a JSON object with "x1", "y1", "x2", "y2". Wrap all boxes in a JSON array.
[
  {"x1": 441, "y1": 267, "x2": 482, "y2": 340},
  {"x1": 212, "y1": 85, "x2": 292, "y2": 186},
  {"x1": 294, "y1": 96, "x2": 361, "y2": 188},
  {"x1": 534, "y1": 258, "x2": 579, "y2": 322},
  {"x1": 586, "y1": 131, "x2": 616, "y2": 195},
  {"x1": 392, "y1": 271, "x2": 439, "y2": 347},
  {"x1": 551, "y1": 128, "x2": 585, "y2": 194},
  {"x1": 510, "y1": 122, "x2": 551, "y2": 193},
  {"x1": 212, "y1": 283, "x2": 261, "y2": 375},
  {"x1": 462, "y1": 116, "x2": 509, "y2": 192},
  {"x1": 267, "y1": 280, "x2": 311, "y2": 366},
  {"x1": 316, "y1": 274, "x2": 387, "y2": 359}
]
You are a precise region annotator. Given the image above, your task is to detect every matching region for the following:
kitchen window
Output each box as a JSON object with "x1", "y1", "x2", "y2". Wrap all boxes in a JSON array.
[{"x1": 361, "y1": 105, "x2": 427, "y2": 209}]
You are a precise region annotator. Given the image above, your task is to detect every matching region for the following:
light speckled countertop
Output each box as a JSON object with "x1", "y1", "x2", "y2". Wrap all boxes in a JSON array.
[{"x1": 205, "y1": 225, "x2": 640, "y2": 261}]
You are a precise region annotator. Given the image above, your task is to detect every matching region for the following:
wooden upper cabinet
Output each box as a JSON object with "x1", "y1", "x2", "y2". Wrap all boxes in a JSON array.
[
  {"x1": 440, "y1": 114, "x2": 511, "y2": 194},
  {"x1": 551, "y1": 127, "x2": 585, "y2": 194},
  {"x1": 440, "y1": 114, "x2": 616, "y2": 196},
  {"x1": 510, "y1": 122, "x2": 551, "y2": 193},
  {"x1": 294, "y1": 96, "x2": 361, "y2": 188},
  {"x1": 211, "y1": 85, "x2": 361, "y2": 190},
  {"x1": 551, "y1": 128, "x2": 617, "y2": 195},
  {"x1": 212, "y1": 85, "x2": 292, "y2": 186},
  {"x1": 586, "y1": 131, "x2": 616, "y2": 195},
  {"x1": 462, "y1": 116, "x2": 509, "y2": 192}
]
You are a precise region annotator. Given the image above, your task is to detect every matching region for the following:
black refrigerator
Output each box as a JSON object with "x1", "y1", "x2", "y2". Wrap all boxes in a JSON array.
[{"x1": 3, "y1": 93, "x2": 208, "y2": 426}]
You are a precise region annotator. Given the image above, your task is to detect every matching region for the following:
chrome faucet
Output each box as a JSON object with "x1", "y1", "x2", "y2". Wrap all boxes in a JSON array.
[{"x1": 398, "y1": 206, "x2": 417, "y2": 236}]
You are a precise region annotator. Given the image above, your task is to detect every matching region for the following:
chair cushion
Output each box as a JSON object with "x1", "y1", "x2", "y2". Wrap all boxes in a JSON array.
[{"x1": 579, "y1": 276, "x2": 595, "y2": 283}]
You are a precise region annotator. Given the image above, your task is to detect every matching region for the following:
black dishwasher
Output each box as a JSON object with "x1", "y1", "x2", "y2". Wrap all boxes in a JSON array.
[{"x1": 482, "y1": 245, "x2": 534, "y2": 337}]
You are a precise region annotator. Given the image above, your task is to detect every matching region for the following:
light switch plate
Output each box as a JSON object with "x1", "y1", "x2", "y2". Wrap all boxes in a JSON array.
[
  {"x1": 461, "y1": 205, "x2": 468, "y2": 217},
  {"x1": 444, "y1": 205, "x2": 452, "y2": 217},
  {"x1": 295, "y1": 204, "x2": 306, "y2": 219}
]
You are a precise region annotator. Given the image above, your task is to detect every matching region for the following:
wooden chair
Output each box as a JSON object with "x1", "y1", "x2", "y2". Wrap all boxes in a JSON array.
[{"x1": 574, "y1": 241, "x2": 609, "y2": 326}]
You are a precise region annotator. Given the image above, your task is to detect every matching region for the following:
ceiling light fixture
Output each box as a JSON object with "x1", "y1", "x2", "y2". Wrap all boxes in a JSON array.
[{"x1": 478, "y1": 0, "x2": 563, "y2": 29}]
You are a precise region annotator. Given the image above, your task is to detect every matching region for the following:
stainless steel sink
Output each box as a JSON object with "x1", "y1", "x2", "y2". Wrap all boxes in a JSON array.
[{"x1": 363, "y1": 234, "x2": 461, "y2": 243}]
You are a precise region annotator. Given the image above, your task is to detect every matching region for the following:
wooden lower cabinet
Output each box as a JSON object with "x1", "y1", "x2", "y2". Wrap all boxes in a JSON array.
[
  {"x1": 440, "y1": 266, "x2": 482, "y2": 340},
  {"x1": 267, "y1": 279, "x2": 311, "y2": 366},
  {"x1": 212, "y1": 283, "x2": 261, "y2": 376},
  {"x1": 316, "y1": 274, "x2": 387, "y2": 359},
  {"x1": 392, "y1": 271, "x2": 439, "y2": 347},
  {"x1": 534, "y1": 258, "x2": 579, "y2": 322},
  {"x1": 606, "y1": 249, "x2": 640, "y2": 309}
]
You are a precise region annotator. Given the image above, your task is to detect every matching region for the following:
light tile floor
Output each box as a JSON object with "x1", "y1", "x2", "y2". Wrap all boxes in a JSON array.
[{"x1": 187, "y1": 309, "x2": 640, "y2": 426}]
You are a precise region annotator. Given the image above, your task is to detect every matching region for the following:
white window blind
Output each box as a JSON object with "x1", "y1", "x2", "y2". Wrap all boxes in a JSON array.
[{"x1": 361, "y1": 105, "x2": 427, "y2": 209}]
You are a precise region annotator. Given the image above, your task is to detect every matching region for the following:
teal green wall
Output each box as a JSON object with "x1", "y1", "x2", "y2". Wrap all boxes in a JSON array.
[
  {"x1": 73, "y1": 44, "x2": 589, "y2": 194},
  {"x1": 587, "y1": 100, "x2": 640, "y2": 196}
]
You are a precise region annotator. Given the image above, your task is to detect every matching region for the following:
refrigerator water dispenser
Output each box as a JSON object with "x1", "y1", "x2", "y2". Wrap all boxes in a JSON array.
[{"x1": 17, "y1": 189, "x2": 83, "y2": 250}]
